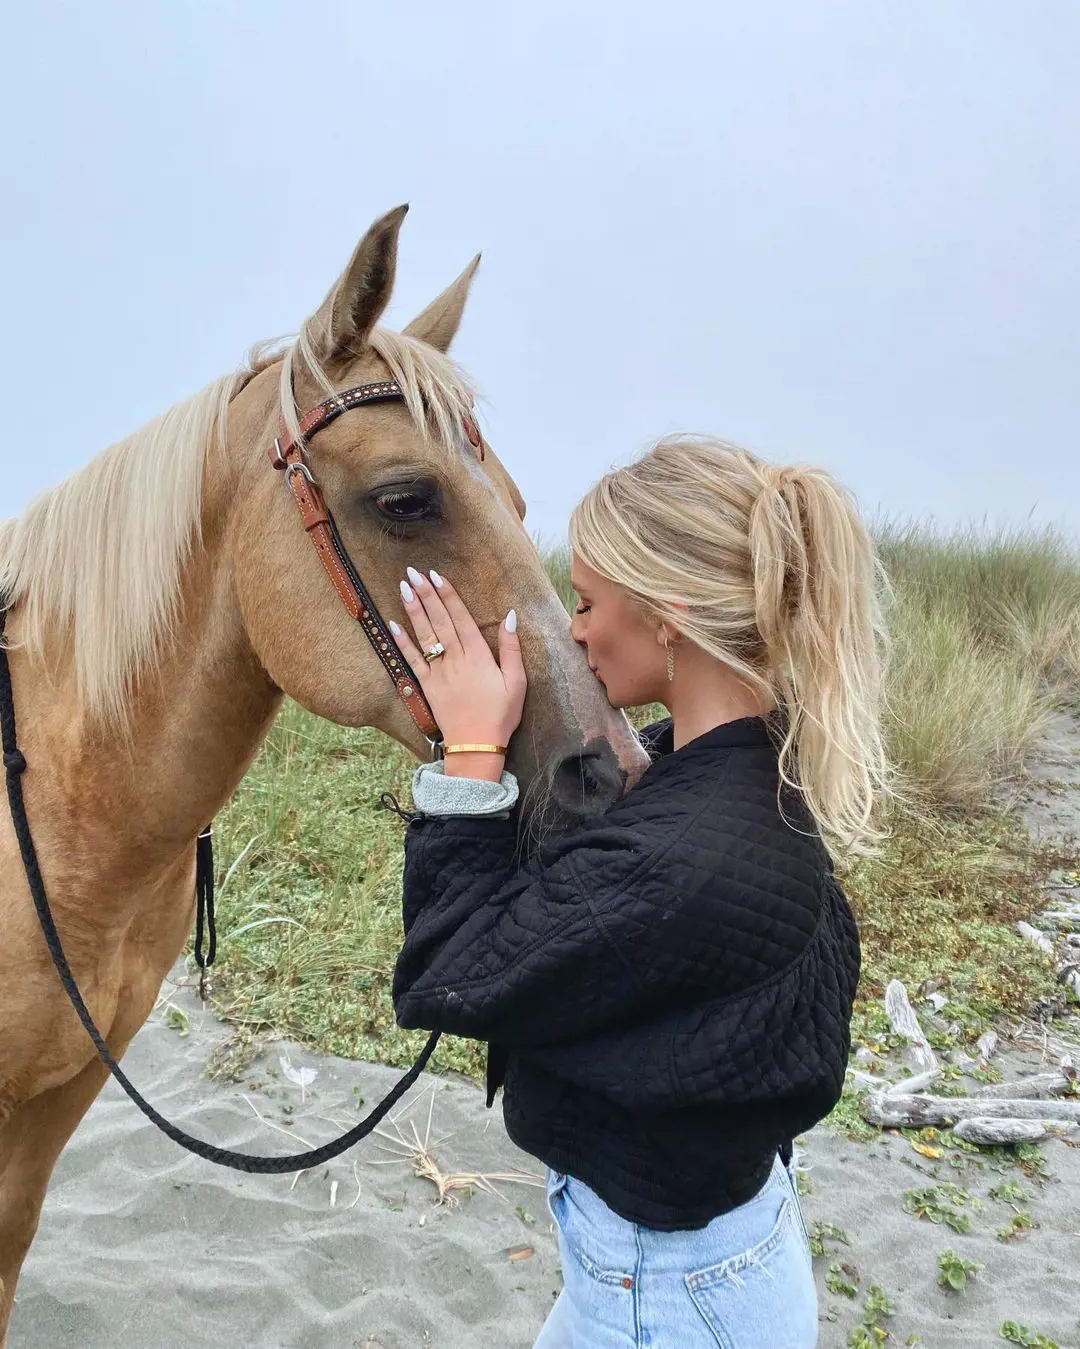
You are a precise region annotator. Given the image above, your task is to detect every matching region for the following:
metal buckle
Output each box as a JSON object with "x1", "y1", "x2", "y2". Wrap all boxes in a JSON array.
[
  {"x1": 427, "y1": 736, "x2": 445, "y2": 761},
  {"x1": 285, "y1": 461, "x2": 318, "y2": 489}
]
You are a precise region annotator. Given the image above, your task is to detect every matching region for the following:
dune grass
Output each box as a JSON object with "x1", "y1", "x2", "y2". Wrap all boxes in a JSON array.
[
  {"x1": 202, "y1": 526, "x2": 1080, "y2": 1082},
  {"x1": 877, "y1": 523, "x2": 1080, "y2": 807}
]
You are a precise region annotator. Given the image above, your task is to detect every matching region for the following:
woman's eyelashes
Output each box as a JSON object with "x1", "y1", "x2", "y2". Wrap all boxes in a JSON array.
[{"x1": 574, "y1": 603, "x2": 591, "y2": 616}]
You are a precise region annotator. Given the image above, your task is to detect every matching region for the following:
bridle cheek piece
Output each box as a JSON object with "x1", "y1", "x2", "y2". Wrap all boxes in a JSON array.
[{"x1": 270, "y1": 379, "x2": 485, "y2": 754}]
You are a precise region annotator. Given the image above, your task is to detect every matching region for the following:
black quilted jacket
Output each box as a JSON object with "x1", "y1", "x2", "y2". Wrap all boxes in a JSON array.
[{"x1": 392, "y1": 715, "x2": 861, "y2": 1230}]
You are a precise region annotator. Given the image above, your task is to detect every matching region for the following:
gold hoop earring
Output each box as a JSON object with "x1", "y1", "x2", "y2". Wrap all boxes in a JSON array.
[{"x1": 665, "y1": 639, "x2": 675, "y2": 682}]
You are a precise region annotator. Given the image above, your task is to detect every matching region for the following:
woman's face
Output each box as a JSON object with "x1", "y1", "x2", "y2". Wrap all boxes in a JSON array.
[{"x1": 569, "y1": 553, "x2": 667, "y2": 709}]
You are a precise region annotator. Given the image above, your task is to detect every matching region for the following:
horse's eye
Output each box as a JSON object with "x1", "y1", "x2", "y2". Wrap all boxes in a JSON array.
[{"x1": 373, "y1": 488, "x2": 436, "y2": 522}]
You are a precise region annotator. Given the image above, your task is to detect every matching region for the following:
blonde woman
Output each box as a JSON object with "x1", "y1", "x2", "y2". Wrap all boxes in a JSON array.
[{"x1": 388, "y1": 437, "x2": 883, "y2": 1348}]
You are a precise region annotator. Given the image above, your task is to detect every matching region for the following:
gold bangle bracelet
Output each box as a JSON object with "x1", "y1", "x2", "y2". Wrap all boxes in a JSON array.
[{"x1": 442, "y1": 744, "x2": 508, "y2": 756}]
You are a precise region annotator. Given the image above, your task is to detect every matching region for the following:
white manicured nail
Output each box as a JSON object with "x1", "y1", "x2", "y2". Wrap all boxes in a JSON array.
[
  {"x1": 400, "y1": 580, "x2": 415, "y2": 603},
  {"x1": 389, "y1": 620, "x2": 403, "y2": 636},
  {"x1": 506, "y1": 609, "x2": 517, "y2": 633},
  {"x1": 406, "y1": 565, "x2": 425, "y2": 588},
  {"x1": 429, "y1": 569, "x2": 444, "y2": 588}
]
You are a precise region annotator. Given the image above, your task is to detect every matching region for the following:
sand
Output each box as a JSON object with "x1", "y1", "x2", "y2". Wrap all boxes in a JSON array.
[
  {"x1": 15, "y1": 983, "x2": 1080, "y2": 1348},
  {"x1": 12, "y1": 712, "x2": 1080, "y2": 1347},
  {"x1": 12, "y1": 984, "x2": 561, "y2": 1347}
]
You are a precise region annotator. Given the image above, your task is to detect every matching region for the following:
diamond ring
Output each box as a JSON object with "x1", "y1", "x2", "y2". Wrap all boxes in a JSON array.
[{"x1": 423, "y1": 642, "x2": 446, "y2": 662}]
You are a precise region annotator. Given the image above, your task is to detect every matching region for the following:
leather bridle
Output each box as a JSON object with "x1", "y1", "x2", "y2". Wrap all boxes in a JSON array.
[{"x1": 268, "y1": 379, "x2": 485, "y2": 753}]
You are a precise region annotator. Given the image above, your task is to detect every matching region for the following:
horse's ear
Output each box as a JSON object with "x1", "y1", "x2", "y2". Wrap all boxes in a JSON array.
[
  {"x1": 403, "y1": 254, "x2": 481, "y2": 352},
  {"x1": 309, "y1": 205, "x2": 409, "y2": 359}
]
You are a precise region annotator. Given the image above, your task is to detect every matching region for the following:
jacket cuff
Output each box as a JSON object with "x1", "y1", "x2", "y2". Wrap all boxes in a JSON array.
[{"x1": 410, "y1": 760, "x2": 520, "y2": 817}]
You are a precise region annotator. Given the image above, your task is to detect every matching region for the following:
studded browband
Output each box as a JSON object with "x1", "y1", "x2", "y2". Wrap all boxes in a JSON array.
[{"x1": 269, "y1": 379, "x2": 483, "y2": 745}]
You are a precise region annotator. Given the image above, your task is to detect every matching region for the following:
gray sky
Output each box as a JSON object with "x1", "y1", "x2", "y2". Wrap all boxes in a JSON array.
[{"x1": 3, "y1": 1, "x2": 1077, "y2": 546}]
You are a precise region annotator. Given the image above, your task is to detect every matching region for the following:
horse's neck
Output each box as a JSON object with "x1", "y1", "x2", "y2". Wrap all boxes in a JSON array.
[
  {"x1": 15, "y1": 543, "x2": 281, "y2": 895},
  {"x1": 120, "y1": 553, "x2": 284, "y2": 856}
]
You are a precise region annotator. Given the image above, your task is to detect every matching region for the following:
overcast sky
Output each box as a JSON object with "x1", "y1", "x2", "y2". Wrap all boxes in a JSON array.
[{"x1": 2, "y1": 1, "x2": 1076, "y2": 546}]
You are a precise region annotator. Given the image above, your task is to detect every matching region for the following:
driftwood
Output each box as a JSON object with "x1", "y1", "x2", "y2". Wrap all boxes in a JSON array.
[
  {"x1": 884, "y1": 980, "x2": 938, "y2": 1071},
  {"x1": 976, "y1": 1030, "x2": 999, "y2": 1060},
  {"x1": 862, "y1": 1092, "x2": 1080, "y2": 1129},
  {"x1": 973, "y1": 1072, "x2": 1074, "y2": 1100},
  {"x1": 1015, "y1": 921, "x2": 1055, "y2": 956},
  {"x1": 952, "y1": 1117, "x2": 1078, "y2": 1145},
  {"x1": 883, "y1": 1068, "x2": 940, "y2": 1098}
]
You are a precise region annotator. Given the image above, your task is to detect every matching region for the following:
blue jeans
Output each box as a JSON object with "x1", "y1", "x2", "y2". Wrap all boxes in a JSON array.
[{"x1": 533, "y1": 1153, "x2": 817, "y2": 1348}]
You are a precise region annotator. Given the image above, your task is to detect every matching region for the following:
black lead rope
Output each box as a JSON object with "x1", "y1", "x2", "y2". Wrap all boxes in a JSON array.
[
  {"x1": 0, "y1": 608, "x2": 440, "y2": 1174},
  {"x1": 193, "y1": 825, "x2": 216, "y2": 998}
]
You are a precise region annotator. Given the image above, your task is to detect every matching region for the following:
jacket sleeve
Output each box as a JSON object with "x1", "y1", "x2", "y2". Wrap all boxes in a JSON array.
[{"x1": 392, "y1": 813, "x2": 657, "y2": 1046}]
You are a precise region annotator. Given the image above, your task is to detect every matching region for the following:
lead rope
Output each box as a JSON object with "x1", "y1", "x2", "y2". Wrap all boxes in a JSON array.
[
  {"x1": 193, "y1": 826, "x2": 215, "y2": 999},
  {"x1": 0, "y1": 606, "x2": 440, "y2": 1174}
]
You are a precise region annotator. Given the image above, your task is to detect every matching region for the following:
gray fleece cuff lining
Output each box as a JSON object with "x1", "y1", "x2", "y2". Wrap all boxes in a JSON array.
[{"x1": 411, "y1": 760, "x2": 520, "y2": 818}]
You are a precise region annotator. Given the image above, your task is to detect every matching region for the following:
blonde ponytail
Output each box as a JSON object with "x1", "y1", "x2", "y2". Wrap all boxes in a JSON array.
[
  {"x1": 570, "y1": 437, "x2": 892, "y2": 856},
  {"x1": 748, "y1": 463, "x2": 890, "y2": 854}
]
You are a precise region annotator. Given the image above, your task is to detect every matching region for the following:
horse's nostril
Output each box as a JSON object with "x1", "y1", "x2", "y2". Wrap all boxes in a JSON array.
[{"x1": 551, "y1": 744, "x2": 623, "y2": 819}]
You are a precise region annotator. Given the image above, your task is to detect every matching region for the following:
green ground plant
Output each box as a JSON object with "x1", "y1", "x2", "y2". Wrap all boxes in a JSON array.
[
  {"x1": 809, "y1": 1221, "x2": 852, "y2": 1260},
  {"x1": 996, "y1": 1211, "x2": 1037, "y2": 1243},
  {"x1": 826, "y1": 1261, "x2": 861, "y2": 1298},
  {"x1": 999, "y1": 1323, "x2": 1060, "y2": 1348},
  {"x1": 848, "y1": 1282, "x2": 898, "y2": 1347},
  {"x1": 938, "y1": 1248, "x2": 981, "y2": 1293},
  {"x1": 902, "y1": 1184, "x2": 980, "y2": 1234}
]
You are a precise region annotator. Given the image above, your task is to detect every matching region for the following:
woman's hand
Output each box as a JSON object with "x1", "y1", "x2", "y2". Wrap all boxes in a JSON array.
[{"x1": 390, "y1": 567, "x2": 527, "y2": 777}]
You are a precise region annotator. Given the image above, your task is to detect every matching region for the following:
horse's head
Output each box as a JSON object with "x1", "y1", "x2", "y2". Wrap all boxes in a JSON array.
[{"x1": 227, "y1": 206, "x2": 648, "y2": 832}]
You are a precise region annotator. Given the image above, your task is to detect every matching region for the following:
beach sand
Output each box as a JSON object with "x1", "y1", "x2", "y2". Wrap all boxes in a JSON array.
[
  {"x1": 13, "y1": 967, "x2": 1080, "y2": 1348},
  {"x1": 12, "y1": 973, "x2": 560, "y2": 1348},
  {"x1": 12, "y1": 713, "x2": 1080, "y2": 1347}
]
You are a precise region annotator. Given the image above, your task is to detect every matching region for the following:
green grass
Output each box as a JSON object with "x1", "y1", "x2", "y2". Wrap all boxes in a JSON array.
[
  {"x1": 877, "y1": 522, "x2": 1080, "y2": 807},
  {"x1": 202, "y1": 526, "x2": 1080, "y2": 1082}
]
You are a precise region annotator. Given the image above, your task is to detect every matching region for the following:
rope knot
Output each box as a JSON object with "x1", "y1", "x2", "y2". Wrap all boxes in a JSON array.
[
  {"x1": 377, "y1": 790, "x2": 420, "y2": 824},
  {"x1": 4, "y1": 749, "x2": 26, "y2": 775}
]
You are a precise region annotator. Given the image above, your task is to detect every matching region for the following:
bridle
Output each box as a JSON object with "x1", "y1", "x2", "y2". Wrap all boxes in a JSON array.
[
  {"x1": 0, "y1": 379, "x2": 493, "y2": 1175},
  {"x1": 268, "y1": 377, "x2": 486, "y2": 753}
]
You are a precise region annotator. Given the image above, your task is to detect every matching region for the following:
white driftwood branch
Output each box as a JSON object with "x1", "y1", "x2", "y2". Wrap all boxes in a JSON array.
[
  {"x1": 973, "y1": 1073, "x2": 1073, "y2": 1100},
  {"x1": 884, "y1": 979, "x2": 938, "y2": 1071},
  {"x1": 862, "y1": 1092, "x2": 1080, "y2": 1129},
  {"x1": 976, "y1": 1030, "x2": 999, "y2": 1060},
  {"x1": 952, "y1": 1117, "x2": 1078, "y2": 1145},
  {"x1": 1016, "y1": 921, "x2": 1055, "y2": 956},
  {"x1": 883, "y1": 1068, "x2": 940, "y2": 1098}
]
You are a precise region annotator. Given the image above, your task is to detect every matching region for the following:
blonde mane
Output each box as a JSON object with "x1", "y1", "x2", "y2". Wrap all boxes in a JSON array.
[{"x1": 0, "y1": 329, "x2": 476, "y2": 729}]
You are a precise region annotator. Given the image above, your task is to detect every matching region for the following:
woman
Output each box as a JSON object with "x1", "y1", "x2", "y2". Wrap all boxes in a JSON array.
[{"x1": 386, "y1": 436, "x2": 884, "y2": 1348}]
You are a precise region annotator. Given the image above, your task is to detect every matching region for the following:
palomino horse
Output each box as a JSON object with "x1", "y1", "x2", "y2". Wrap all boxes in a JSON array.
[{"x1": 0, "y1": 205, "x2": 648, "y2": 1339}]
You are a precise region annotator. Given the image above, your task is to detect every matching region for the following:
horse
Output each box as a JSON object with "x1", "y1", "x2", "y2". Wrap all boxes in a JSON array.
[{"x1": 0, "y1": 204, "x2": 649, "y2": 1340}]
